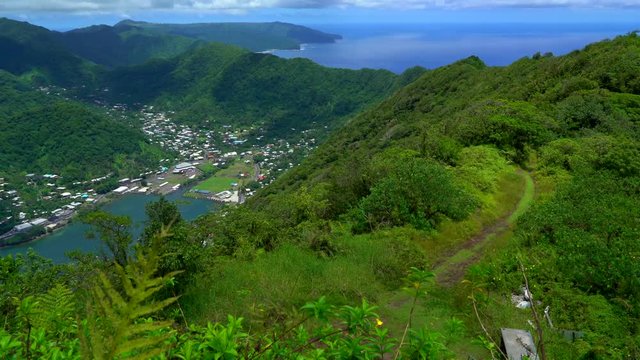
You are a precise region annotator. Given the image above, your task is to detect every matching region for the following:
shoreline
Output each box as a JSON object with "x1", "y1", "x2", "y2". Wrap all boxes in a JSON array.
[
  {"x1": 0, "y1": 163, "x2": 219, "y2": 252},
  {"x1": 0, "y1": 193, "x2": 146, "y2": 251},
  {"x1": 0, "y1": 218, "x2": 73, "y2": 250},
  {"x1": 185, "y1": 189, "x2": 242, "y2": 204}
]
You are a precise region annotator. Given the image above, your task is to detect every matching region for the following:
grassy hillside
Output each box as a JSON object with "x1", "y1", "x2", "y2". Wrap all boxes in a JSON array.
[{"x1": 177, "y1": 32, "x2": 640, "y2": 358}]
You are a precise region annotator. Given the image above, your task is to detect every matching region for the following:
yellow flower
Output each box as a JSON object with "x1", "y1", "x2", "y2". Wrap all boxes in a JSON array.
[{"x1": 376, "y1": 318, "x2": 384, "y2": 327}]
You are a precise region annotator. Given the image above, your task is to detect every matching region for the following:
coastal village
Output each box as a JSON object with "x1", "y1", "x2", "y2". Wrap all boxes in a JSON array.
[{"x1": 0, "y1": 104, "x2": 319, "y2": 245}]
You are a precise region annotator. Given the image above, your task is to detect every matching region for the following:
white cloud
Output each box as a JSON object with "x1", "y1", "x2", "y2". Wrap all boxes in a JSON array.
[{"x1": 1, "y1": 0, "x2": 639, "y2": 12}]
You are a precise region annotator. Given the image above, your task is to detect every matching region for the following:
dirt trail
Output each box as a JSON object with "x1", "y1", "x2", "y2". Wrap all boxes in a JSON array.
[{"x1": 434, "y1": 170, "x2": 534, "y2": 287}]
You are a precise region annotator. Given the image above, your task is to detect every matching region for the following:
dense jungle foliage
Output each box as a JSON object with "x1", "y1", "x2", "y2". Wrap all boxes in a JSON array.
[
  {"x1": 0, "y1": 70, "x2": 164, "y2": 182},
  {"x1": 102, "y1": 43, "x2": 420, "y2": 137},
  {"x1": 57, "y1": 23, "x2": 201, "y2": 68},
  {"x1": 1, "y1": 24, "x2": 639, "y2": 358}
]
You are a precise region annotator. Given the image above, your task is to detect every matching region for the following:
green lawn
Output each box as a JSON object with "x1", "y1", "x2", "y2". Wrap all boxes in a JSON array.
[
  {"x1": 197, "y1": 162, "x2": 216, "y2": 173},
  {"x1": 193, "y1": 176, "x2": 237, "y2": 193},
  {"x1": 192, "y1": 158, "x2": 254, "y2": 193},
  {"x1": 216, "y1": 159, "x2": 253, "y2": 178}
]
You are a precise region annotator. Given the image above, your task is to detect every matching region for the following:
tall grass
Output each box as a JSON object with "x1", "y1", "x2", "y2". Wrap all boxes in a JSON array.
[
  {"x1": 182, "y1": 231, "x2": 426, "y2": 325},
  {"x1": 418, "y1": 168, "x2": 526, "y2": 265}
]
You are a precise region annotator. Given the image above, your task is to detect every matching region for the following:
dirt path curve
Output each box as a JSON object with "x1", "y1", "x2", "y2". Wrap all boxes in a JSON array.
[{"x1": 434, "y1": 170, "x2": 534, "y2": 287}]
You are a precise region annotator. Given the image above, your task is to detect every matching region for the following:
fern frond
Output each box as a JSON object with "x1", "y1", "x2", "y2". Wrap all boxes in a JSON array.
[
  {"x1": 124, "y1": 345, "x2": 170, "y2": 360},
  {"x1": 92, "y1": 281, "x2": 118, "y2": 326},
  {"x1": 32, "y1": 284, "x2": 76, "y2": 338},
  {"x1": 98, "y1": 271, "x2": 127, "y2": 310},
  {"x1": 115, "y1": 331, "x2": 173, "y2": 357},
  {"x1": 129, "y1": 297, "x2": 179, "y2": 320},
  {"x1": 126, "y1": 320, "x2": 174, "y2": 338},
  {"x1": 83, "y1": 243, "x2": 180, "y2": 359}
]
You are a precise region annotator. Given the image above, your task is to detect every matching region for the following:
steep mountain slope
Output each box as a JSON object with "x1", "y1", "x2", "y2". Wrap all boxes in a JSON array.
[
  {"x1": 180, "y1": 33, "x2": 640, "y2": 357},
  {"x1": 102, "y1": 42, "x2": 421, "y2": 137},
  {"x1": 114, "y1": 20, "x2": 341, "y2": 51},
  {"x1": 0, "y1": 18, "x2": 98, "y2": 85},
  {"x1": 263, "y1": 34, "x2": 640, "y2": 200},
  {"x1": 56, "y1": 23, "x2": 201, "y2": 68},
  {"x1": 0, "y1": 71, "x2": 162, "y2": 181}
]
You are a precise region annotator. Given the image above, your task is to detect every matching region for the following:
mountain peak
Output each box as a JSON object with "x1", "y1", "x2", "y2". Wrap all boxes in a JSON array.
[{"x1": 114, "y1": 19, "x2": 148, "y2": 27}]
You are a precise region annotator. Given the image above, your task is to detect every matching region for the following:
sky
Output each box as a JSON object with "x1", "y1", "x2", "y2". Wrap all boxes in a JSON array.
[{"x1": 1, "y1": 0, "x2": 639, "y2": 30}]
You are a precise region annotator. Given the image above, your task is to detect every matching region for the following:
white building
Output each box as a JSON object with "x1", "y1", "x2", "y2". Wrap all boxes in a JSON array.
[{"x1": 114, "y1": 186, "x2": 129, "y2": 194}]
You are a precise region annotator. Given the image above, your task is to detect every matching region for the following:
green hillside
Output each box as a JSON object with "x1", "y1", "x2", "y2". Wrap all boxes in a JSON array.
[
  {"x1": 103, "y1": 43, "x2": 417, "y2": 136},
  {"x1": 1, "y1": 24, "x2": 640, "y2": 359},
  {"x1": 0, "y1": 18, "x2": 98, "y2": 86},
  {"x1": 57, "y1": 24, "x2": 201, "y2": 68},
  {"x1": 178, "y1": 33, "x2": 640, "y2": 358},
  {"x1": 0, "y1": 71, "x2": 162, "y2": 181},
  {"x1": 114, "y1": 20, "x2": 341, "y2": 51}
]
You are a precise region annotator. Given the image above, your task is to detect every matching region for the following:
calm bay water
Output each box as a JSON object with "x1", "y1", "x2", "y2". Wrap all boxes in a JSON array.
[
  {"x1": 273, "y1": 23, "x2": 640, "y2": 73},
  {"x1": 0, "y1": 189, "x2": 218, "y2": 263}
]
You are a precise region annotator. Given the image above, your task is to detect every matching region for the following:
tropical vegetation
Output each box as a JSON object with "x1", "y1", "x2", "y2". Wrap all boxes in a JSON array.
[{"x1": 1, "y1": 17, "x2": 640, "y2": 358}]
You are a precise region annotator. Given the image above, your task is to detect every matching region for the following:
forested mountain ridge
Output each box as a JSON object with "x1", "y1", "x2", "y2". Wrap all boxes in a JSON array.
[
  {"x1": 0, "y1": 18, "x2": 99, "y2": 85},
  {"x1": 0, "y1": 17, "x2": 343, "y2": 72},
  {"x1": 102, "y1": 42, "x2": 419, "y2": 136},
  {"x1": 56, "y1": 23, "x2": 203, "y2": 68},
  {"x1": 0, "y1": 70, "x2": 163, "y2": 181},
  {"x1": 112, "y1": 20, "x2": 342, "y2": 51},
  {"x1": 0, "y1": 18, "x2": 414, "y2": 139}
]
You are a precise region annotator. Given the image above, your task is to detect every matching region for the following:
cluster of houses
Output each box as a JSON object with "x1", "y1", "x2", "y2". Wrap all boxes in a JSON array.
[
  {"x1": 253, "y1": 133, "x2": 318, "y2": 186},
  {"x1": 140, "y1": 107, "x2": 216, "y2": 161},
  {"x1": 0, "y1": 173, "x2": 104, "y2": 239},
  {"x1": 1, "y1": 172, "x2": 164, "y2": 240},
  {"x1": 139, "y1": 107, "x2": 275, "y2": 166},
  {"x1": 137, "y1": 107, "x2": 325, "y2": 188},
  {"x1": 2, "y1": 101, "x2": 326, "y2": 241}
]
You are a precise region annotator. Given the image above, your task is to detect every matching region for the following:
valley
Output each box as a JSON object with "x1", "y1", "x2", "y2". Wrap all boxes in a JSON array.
[
  {"x1": 0, "y1": 17, "x2": 400, "y2": 248},
  {"x1": 0, "y1": 94, "x2": 323, "y2": 251},
  {"x1": 0, "y1": 12, "x2": 639, "y2": 359}
]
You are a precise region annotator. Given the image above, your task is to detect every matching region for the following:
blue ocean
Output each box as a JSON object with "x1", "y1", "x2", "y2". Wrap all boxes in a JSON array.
[{"x1": 273, "y1": 22, "x2": 640, "y2": 73}]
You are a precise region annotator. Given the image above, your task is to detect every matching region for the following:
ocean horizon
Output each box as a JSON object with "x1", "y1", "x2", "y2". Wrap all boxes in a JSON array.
[{"x1": 272, "y1": 22, "x2": 640, "y2": 73}]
